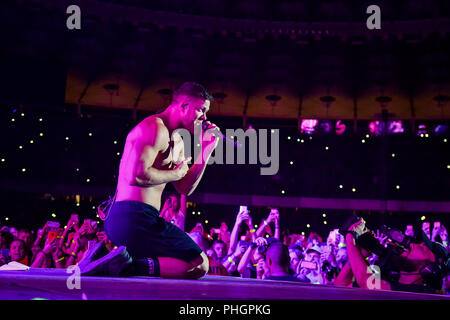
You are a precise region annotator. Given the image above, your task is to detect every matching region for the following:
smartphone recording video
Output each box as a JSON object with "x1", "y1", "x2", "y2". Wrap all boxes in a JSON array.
[
  {"x1": 300, "y1": 261, "x2": 317, "y2": 270},
  {"x1": 47, "y1": 230, "x2": 58, "y2": 244}
]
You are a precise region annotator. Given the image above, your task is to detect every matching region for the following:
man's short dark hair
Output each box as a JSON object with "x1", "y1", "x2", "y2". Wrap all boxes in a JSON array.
[
  {"x1": 173, "y1": 82, "x2": 214, "y2": 102},
  {"x1": 267, "y1": 242, "x2": 290, "y2": 268}
]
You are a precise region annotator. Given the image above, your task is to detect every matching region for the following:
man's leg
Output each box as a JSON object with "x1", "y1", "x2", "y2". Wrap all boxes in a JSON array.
[
  {"x1": 158, "y1": 251, "x2": 209, "y2": 279},
  {"x1": 124, "y1": 251, "x2": 209, "y2": 279}
]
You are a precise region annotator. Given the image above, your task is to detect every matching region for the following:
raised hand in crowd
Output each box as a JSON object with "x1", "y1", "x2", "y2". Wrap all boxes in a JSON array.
[
  {"x1": 31, "y1": 238, "x2": 56, "y2": 268},
  {"x1": 222, "y1": 240, "x2": 249, "y2": 274},
  {"x1": 43, "y1": 238, "x2": 57, "y2": 255},
  {"x1": 422, "y1": 221, "x2": 431, "y2": 239},
  {"x1": 440, "y1": 225, "x2": 448, "y2": 248},
  {"x1": 256, "y1": 208, "x2": 280, "y2": 239},
  {"x1": 97, "y1": 231, "x2": 114, "y2": 252},
  {"x1": 190, "y1": 222, "x2": 205, "y2": 236},
  {"x1": 228, "y1": 206, "x2": 252, "y2": 255},
  {"x1": 374, "y1": 229, "x2": 388, "y2": 247},
  {"x1": 63, "y1": 223, "x2": 83, "y2": 254},
  {"x1": 431, "y1": 222, "x2": 443, "y2": 242},
  {"x1": 404, "y1": 225, "x2": 414, "y2": 237},
  {"x1": 52, "y1": 243, "x2": 66, "y2": 268},
  {"x1": 271, "y1": 209, "x2": 281, "y2": 240},
  {"x1": 33, "y1": 221, "x2": 50, "y2": 248},
  {"x1": 237, "y1": 236, "x2": 267, "y2": 278},
  {"x1": 60, "y1": 216, "x2": 78, "y2": 250},
  {"x1": 65, "y1": 229, "x2": 84, "y2": 267}
]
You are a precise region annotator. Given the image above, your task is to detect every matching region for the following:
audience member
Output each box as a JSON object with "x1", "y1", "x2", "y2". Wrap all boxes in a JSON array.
[
  {"x1": 288, "y1": 244, "x2": 304, "y2": 275},
  {"x1": 18, "y1": 229, "x2": 33, "y2": 250},
  {"x1": 9, "y1": 239, "x2": 29, "y2": 265},
  {"x1": 160, "y1": 193, "x2": 187, "y2": 231},
  {"x1": 264, "y1": 242, "x2": 304, "y2": 282},
  {"x1": 296, "y1": 245, "x2": 324, "y2": 284},
  {"x1": 208, "y1": 240, "x2": 228, "y2": 275}
]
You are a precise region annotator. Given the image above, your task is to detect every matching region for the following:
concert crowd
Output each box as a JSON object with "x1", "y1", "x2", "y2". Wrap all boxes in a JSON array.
[{"x1": 1, "y1": 195, "x2": 449, "y2": 295}]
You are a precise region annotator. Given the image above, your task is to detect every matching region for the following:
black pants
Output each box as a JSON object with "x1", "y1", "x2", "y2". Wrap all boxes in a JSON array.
[{"x1": 104, "y1": 201, "x2": 202, "y2": 262}]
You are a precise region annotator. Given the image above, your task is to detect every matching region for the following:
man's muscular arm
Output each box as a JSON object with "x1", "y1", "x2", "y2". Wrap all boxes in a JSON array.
[
  {"x1": 133, "y1": 120, "x2": 188, "y2": 186},
  {"x1": 345, "y1": 227, "x2": 391, "y2": 290},
  {"x1": 173, "y1": 152, "x2": 211, "y2": 196},
  {"x1": 173, "y1": 122, "x2": 218, "y2": 196}
]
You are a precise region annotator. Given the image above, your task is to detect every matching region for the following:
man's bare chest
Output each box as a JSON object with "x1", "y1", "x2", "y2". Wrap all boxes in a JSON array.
[{"x1": 155, "y1": 138, "x2": 183, "y2": 169}]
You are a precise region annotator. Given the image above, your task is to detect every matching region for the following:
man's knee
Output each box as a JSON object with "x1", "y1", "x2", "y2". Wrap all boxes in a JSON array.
[
  {"x1": 198, "y1": 251, "x2": 209, "y2": 275},
  {"x1": 191, "y1": 252, "x2": 209, "y2": 277}
]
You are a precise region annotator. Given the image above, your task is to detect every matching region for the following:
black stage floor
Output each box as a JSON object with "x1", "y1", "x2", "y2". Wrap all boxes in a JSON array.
[{"x1": 0, "y1": 268, "x2": 448, "y2": 300}]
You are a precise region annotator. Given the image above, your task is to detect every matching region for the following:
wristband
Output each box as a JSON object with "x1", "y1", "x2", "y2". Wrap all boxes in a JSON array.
[
  {"x1": 71, "y1": 252, "x2": 77, "y2": 257},
  {"x1": 55, "y1": 257, "x2": 65, "y2": 263},
  {"x1": 250, "y1": 229, "x2": 256, "y2": 233},
  {"x1": 338, "y1": 243, "x2": 347, "y2": 248},
  {"x1": 346, "y1": 231, "x2": 359, "y2": 240},
  {"x1": 227, "y1": 257, "x2": 236, "y2": 264},
  {"x1": 263, "y1": 220, "x2": 268, "y2": 226}
]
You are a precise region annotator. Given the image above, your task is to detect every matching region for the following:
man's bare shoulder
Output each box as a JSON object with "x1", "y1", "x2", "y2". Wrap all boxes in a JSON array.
[{"x1": 129, "y1": 116, "x2": 170, "y2": 143}]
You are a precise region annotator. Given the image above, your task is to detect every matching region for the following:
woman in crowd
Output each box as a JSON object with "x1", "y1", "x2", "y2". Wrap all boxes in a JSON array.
[{"x1": 160, "y1": 193, "x2": 187, "y2": 231}]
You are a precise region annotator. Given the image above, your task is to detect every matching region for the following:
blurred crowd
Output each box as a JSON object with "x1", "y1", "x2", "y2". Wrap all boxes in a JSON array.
[
  {"x1": 1, "y1": 196, "x2": 449, "y2": 295},
  {"x1": 0, "y1": 215, "x2": 115, "y2": 269}
]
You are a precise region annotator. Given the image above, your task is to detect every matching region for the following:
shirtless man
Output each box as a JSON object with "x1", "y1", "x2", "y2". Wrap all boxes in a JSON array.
[{"x1": 80, "y1": 82, "x2": 218, "y2": 279}]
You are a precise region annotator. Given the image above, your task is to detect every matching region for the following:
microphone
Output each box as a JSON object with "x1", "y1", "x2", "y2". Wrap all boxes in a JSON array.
[{"x1": 201, "y1": 121, "x2": 242, "y2": 148}]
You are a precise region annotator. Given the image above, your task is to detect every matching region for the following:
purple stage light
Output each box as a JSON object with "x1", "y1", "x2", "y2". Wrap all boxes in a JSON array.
[
  {"x1": 320, "y1": 121, "x2": 332, "y2": 133},
  {"x1": 417, "y1": 124, "x2": 427, "y2": 136},
  {"x1": 369, "y1": 121, "x2": 385, "y2": 136},
  {"x1": 434, "y1": 124, "x2": 448, "y2": 135},
  {"x1": 389, "y1": 120, "x2": 404, "y2": 134},
  {"x1": 335, "y1": 120, "x2": 346, "y2": 135},
  {"x1": 300, "y1": 119, "x2": 318, "y2": 134}
]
